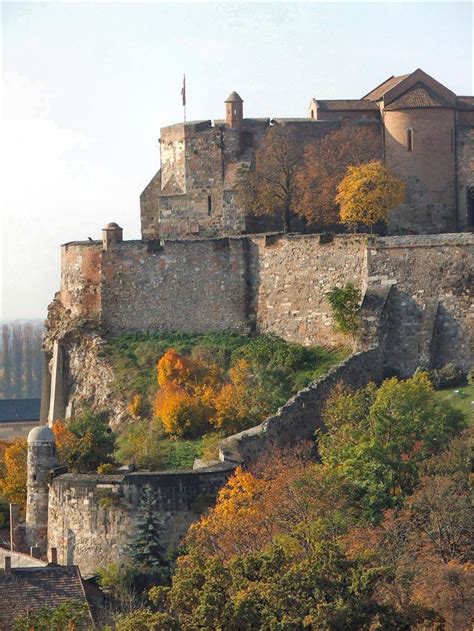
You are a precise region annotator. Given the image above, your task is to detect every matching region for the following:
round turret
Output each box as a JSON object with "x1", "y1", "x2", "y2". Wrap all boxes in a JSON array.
[
  {"x1": 25, "y1": 426, "x2": 57, "y2": 557},
  {"x1": 28, "y1": 426, "x2": 55, "y2": 444},
  {"x1": 225, "y1": 91, "x2": 244, "y2": 129}
]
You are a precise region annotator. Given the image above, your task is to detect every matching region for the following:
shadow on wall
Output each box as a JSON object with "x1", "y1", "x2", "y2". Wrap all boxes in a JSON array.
[{"x1": 383, "y1": 290, "x2": 467, "y2": 378}]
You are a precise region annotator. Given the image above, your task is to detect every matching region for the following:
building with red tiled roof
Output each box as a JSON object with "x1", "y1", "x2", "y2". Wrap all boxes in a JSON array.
[
  {"x1": 0, "y1": 558, "x2": 94, "y2": 630},
  {"x1": 141, "y1": 68, "x2": 473, "y2": 238}
]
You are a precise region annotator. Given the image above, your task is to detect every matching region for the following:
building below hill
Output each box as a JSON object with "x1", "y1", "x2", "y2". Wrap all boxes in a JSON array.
[
  {"x1": 0, "y1": 557, "x2": 93, "y2": 630},
  {"x1": 0, "y1": 398, "x2": 41, "y2": 440},
  {"x1": 141, "y1": 69, "x2": 474, "y2": 239}
]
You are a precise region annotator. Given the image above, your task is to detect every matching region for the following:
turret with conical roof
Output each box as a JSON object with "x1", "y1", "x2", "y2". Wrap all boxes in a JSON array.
[{"x1": 225, "y1": 91, "x2": 243, "y2": 129}]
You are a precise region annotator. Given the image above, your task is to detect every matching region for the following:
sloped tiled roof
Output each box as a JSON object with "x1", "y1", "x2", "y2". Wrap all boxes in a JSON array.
[
  {"x1": 363, "y1": 74, "x2": 411, "y2": 101},
  {"x1": 0, "y1": 565, "x2": 93, "y2": 630},
  {"x1": 456, "y1": 96, "x2": 474, "y2": 111},
  {"x1": 0, "y1": 399, "x2": 41, "y2": 423},
  {"x1": 385, "y1": 84, "x2": 454, "y2": 110},
  {"x1": 315, "y1": 99, "x2": 379, "y2": 111}
]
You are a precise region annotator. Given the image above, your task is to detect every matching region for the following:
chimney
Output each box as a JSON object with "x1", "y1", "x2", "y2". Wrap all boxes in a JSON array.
[
  {"x1": 50, "y1": 547, "x2": 58, "y2": 564},
  {"x1": 30, "y1": 546, "x2": 41, "y2": 559},
  {"x1": 4, "y1": 556, "x2": 11, "y2": 574}
]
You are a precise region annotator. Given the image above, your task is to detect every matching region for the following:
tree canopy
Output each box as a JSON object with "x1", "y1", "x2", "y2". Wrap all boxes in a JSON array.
[{"x1": 336, "y1": 160, "x2": 406, "y2": 228}]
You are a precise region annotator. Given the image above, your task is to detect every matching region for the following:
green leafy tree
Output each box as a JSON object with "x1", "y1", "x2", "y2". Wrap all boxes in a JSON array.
[
  {"x1": 128, "y1": 484, "x2": 169, "y2": 583},
  {"x1": 319, "y1": 373, "x2": 467, "y2": 522},
  {"x1": 62, "y1": 410, "x2": 116, "y2": 473},
  {"x1": 13, "y1": 600, "x2": 90, "y2": 631}
]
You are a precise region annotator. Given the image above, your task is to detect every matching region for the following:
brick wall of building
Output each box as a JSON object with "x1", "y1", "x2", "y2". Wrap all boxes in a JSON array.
[{"x1": 384, "y1": 108, "x2": 458, "y2": 233}]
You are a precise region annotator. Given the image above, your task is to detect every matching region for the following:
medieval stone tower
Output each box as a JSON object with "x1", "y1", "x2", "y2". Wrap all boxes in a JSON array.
[{"x1": 25, "y1": 426, "x2": 57, "y2": 557}]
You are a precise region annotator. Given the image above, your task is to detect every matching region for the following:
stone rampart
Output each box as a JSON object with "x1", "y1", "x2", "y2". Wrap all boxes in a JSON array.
[
  {"x1": 219, "y1": 346, "x2": 384, "y2": 464},
  {"x1": 50, "y1": 232, "x2": 473, "y2": 427},
  {"x1": 100, "y1": 238, "x2": 250, "y2": 335},
  {"x1": 367, "y1": 233, "x2": 473, "y2": 375},
  {"x1": 47, "y1": 464, "x2": 235, "y2": 576}
]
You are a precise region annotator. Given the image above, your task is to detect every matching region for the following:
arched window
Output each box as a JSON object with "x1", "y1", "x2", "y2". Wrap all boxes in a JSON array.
[
  {"x1": 310, "y1": 109, "x2": 314, "y2": 119},
  {"x1": 406, "y1": 128, "x2": 414, "y2": 152}
]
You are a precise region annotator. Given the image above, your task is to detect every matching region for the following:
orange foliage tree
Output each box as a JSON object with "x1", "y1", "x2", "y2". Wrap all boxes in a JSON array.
[
  {"x1": 186, "y1": 446, "x2": 333, "y2": 560},
  {"x1": 294, "y1": 125, "x2": 382, "y2": 228},
  {"x1": 0, "y1": 437, "x2": 28, "y2": 511},
  {"x1": 154, "y1": 349, "x2": 219, "y2": 438}
]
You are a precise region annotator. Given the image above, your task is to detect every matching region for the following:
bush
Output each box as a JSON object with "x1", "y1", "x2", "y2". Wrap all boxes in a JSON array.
[
  {"x1": 327, "y1": 284, "x2": 361, "y2": 335},
  {"x1": 467, "y1": 369, "x2": 474, "y2": 386},
  {"x1": 428, "y1": 364, "x2": 463, "y2": 390}
]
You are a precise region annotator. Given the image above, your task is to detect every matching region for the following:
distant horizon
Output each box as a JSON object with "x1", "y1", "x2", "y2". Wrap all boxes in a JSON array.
[{"x1": 2, "y1": 2, "x2": 472, "y2": 320}]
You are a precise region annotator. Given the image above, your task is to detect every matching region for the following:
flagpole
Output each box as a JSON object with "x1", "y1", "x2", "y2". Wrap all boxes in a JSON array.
[{"x1": 182, "y1": 73, "x2": 186, "y2": 123}]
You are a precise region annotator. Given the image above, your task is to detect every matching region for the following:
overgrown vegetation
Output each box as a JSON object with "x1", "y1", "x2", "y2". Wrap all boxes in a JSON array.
[
  {"x1": 327, "y1": 283, "x2": 361, "y2": 335},
  {"x1": 107, "y1": 332, "x2": 348, "y2": 469},
  {"x1": 100, "y1": 373, "x2": 471, "y2": 630}
]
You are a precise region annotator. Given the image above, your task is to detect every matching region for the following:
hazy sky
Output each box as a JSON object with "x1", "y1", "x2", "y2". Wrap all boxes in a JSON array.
[{"x1": 1, "y1": 1, "x2": 472, "y2": 321}]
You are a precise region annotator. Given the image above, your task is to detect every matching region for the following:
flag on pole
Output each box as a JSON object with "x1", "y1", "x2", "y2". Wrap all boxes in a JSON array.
[{"x1": 181, "y1": 74, "x2": 186, "y2": 107}]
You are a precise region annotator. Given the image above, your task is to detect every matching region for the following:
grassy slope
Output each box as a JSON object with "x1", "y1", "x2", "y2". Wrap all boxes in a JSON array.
[
  {"x1": 434, "y1": 383, "x2": 474, "y2": 424},
  {"x1": 106, "y1": 332, "x2": 350, "y2": 469}
]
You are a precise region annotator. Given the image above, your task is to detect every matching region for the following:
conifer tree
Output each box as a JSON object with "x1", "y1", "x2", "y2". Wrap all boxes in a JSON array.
[{"x1": 128, "y1": 484, "x2": 169, "y2": 583}]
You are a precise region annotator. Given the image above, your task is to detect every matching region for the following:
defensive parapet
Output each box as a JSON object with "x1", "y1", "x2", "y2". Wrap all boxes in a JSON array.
[{"x1": 47, "y1": 464, "x2": 235, "y2": 576}]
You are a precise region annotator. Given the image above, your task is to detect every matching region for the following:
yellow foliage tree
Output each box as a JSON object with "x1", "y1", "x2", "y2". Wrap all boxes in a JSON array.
[
  {"x1": 336, "y1": 160, "x2": 405, "y2": 229},
  {"x1": 0, "y1": 437, "x2": 28, "y2": 511},
  {"x1": 212, "y1": 359, "x2": 256, "y2": 434}
]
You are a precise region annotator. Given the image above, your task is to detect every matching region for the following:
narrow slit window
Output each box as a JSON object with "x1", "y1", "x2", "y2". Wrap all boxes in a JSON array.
[
  {"x1": 406, "y1": 128, "x2": 414, "y2": 152},
  {"x1": 310, "y1": 110, "x2": 314, "y2": 119},
  {"x1": 207, "y1": 195, "x2": 212, "y2": 216}
]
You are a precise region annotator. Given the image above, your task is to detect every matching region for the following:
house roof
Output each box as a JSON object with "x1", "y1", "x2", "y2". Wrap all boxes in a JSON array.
[
  {"x1": 0, "y1": 399, "x2": 41, "y2": 423},
  {"x1": 0, "y1": 565, "x2": 93, "y2": 630},
  {"x1": 363, "y1": 74, "x2": 411, "y2": 101},
  {"x1": 457, "y1": 96, "x2": 474, "y2": 111},
  {"x1": 385, "y1": 84, "x2": 454, "y2": 110},
  {"x1": 314, "y1": 99, "x2": 379, "y2": 111}
]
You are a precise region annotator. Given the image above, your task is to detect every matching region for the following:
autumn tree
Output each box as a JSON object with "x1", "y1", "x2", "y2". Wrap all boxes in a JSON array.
[
  {"x1": 237, "y1": 125, "x2": 305, "y2": 232},
  {"x1": 336, "y1": 160, "x2": 405, "y2": 229},
  {"x1": 294, "y1": 124, "x2": 382, "y2": 227},
  {"x1": 0, "y1": 437, "x2": 28, "y2": 511}
]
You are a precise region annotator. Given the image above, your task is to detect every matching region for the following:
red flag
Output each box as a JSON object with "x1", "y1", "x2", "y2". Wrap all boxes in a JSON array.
[{"x1": 181, "y1": 74, "x2": 186, "y2": 106}]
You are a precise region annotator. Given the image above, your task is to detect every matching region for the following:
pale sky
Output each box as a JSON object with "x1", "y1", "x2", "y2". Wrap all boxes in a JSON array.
[{"x1": 1, "y1": 1, "x2": 472, "y2": 320}]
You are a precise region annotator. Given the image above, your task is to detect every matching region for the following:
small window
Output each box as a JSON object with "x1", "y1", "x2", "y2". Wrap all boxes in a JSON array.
[
  {"x1": 406, "y1": 128, "x2": 414, "y2": 152},
  {"x1": 207, "y1": 195, "x2": 212, "y2": 216},
  {"x1": 310, "y1": 110, "x2": 314, "y2": 119}
]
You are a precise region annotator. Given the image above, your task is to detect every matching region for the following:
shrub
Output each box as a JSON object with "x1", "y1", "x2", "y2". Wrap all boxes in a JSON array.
[
  {"x1": 467, "y1": 368, "x2": 474, "y2": 386},
  {"x1": 428, "y1": 363, "x2": 463, "y2": 390},
  {"x1": 327, "y1": 284, "x2": 361, "y2": 335}
]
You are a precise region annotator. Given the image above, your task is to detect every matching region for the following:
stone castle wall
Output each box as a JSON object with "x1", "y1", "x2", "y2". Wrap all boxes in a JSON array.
[
  {"x1": 366, "y1": 233, "x2": 473, "y2": 375},
  {"x1": 47, "y1": 465, "x2": 235, "y2": 576},
  {"x1": 56, "y1": 233, "x2": 473, "y2": 374},
  {"x1": 100, "y1": 239, "x2": 250, "y2": 335}
]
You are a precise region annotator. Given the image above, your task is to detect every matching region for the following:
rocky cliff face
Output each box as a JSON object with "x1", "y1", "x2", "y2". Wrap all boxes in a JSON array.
[{"x1": 43, "y1": 294, "x2": 129, "y2": 428}]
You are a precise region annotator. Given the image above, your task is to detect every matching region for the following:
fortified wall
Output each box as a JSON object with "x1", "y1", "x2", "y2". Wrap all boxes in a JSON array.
[
  {"x1": 42, "y1": 228, "x2": 474, "y2": 430},
  {"x1": 46, "y1": 464, "x2": 234, "y2": 577}
]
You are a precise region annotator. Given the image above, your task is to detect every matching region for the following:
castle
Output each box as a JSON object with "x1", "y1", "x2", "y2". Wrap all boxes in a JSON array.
[
  {"x1": 141, "y1": 68, "x2": 474, "y2": 239},
  {"x1": 18, "y1": 69, "x2": 474, "y2": 576}
]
